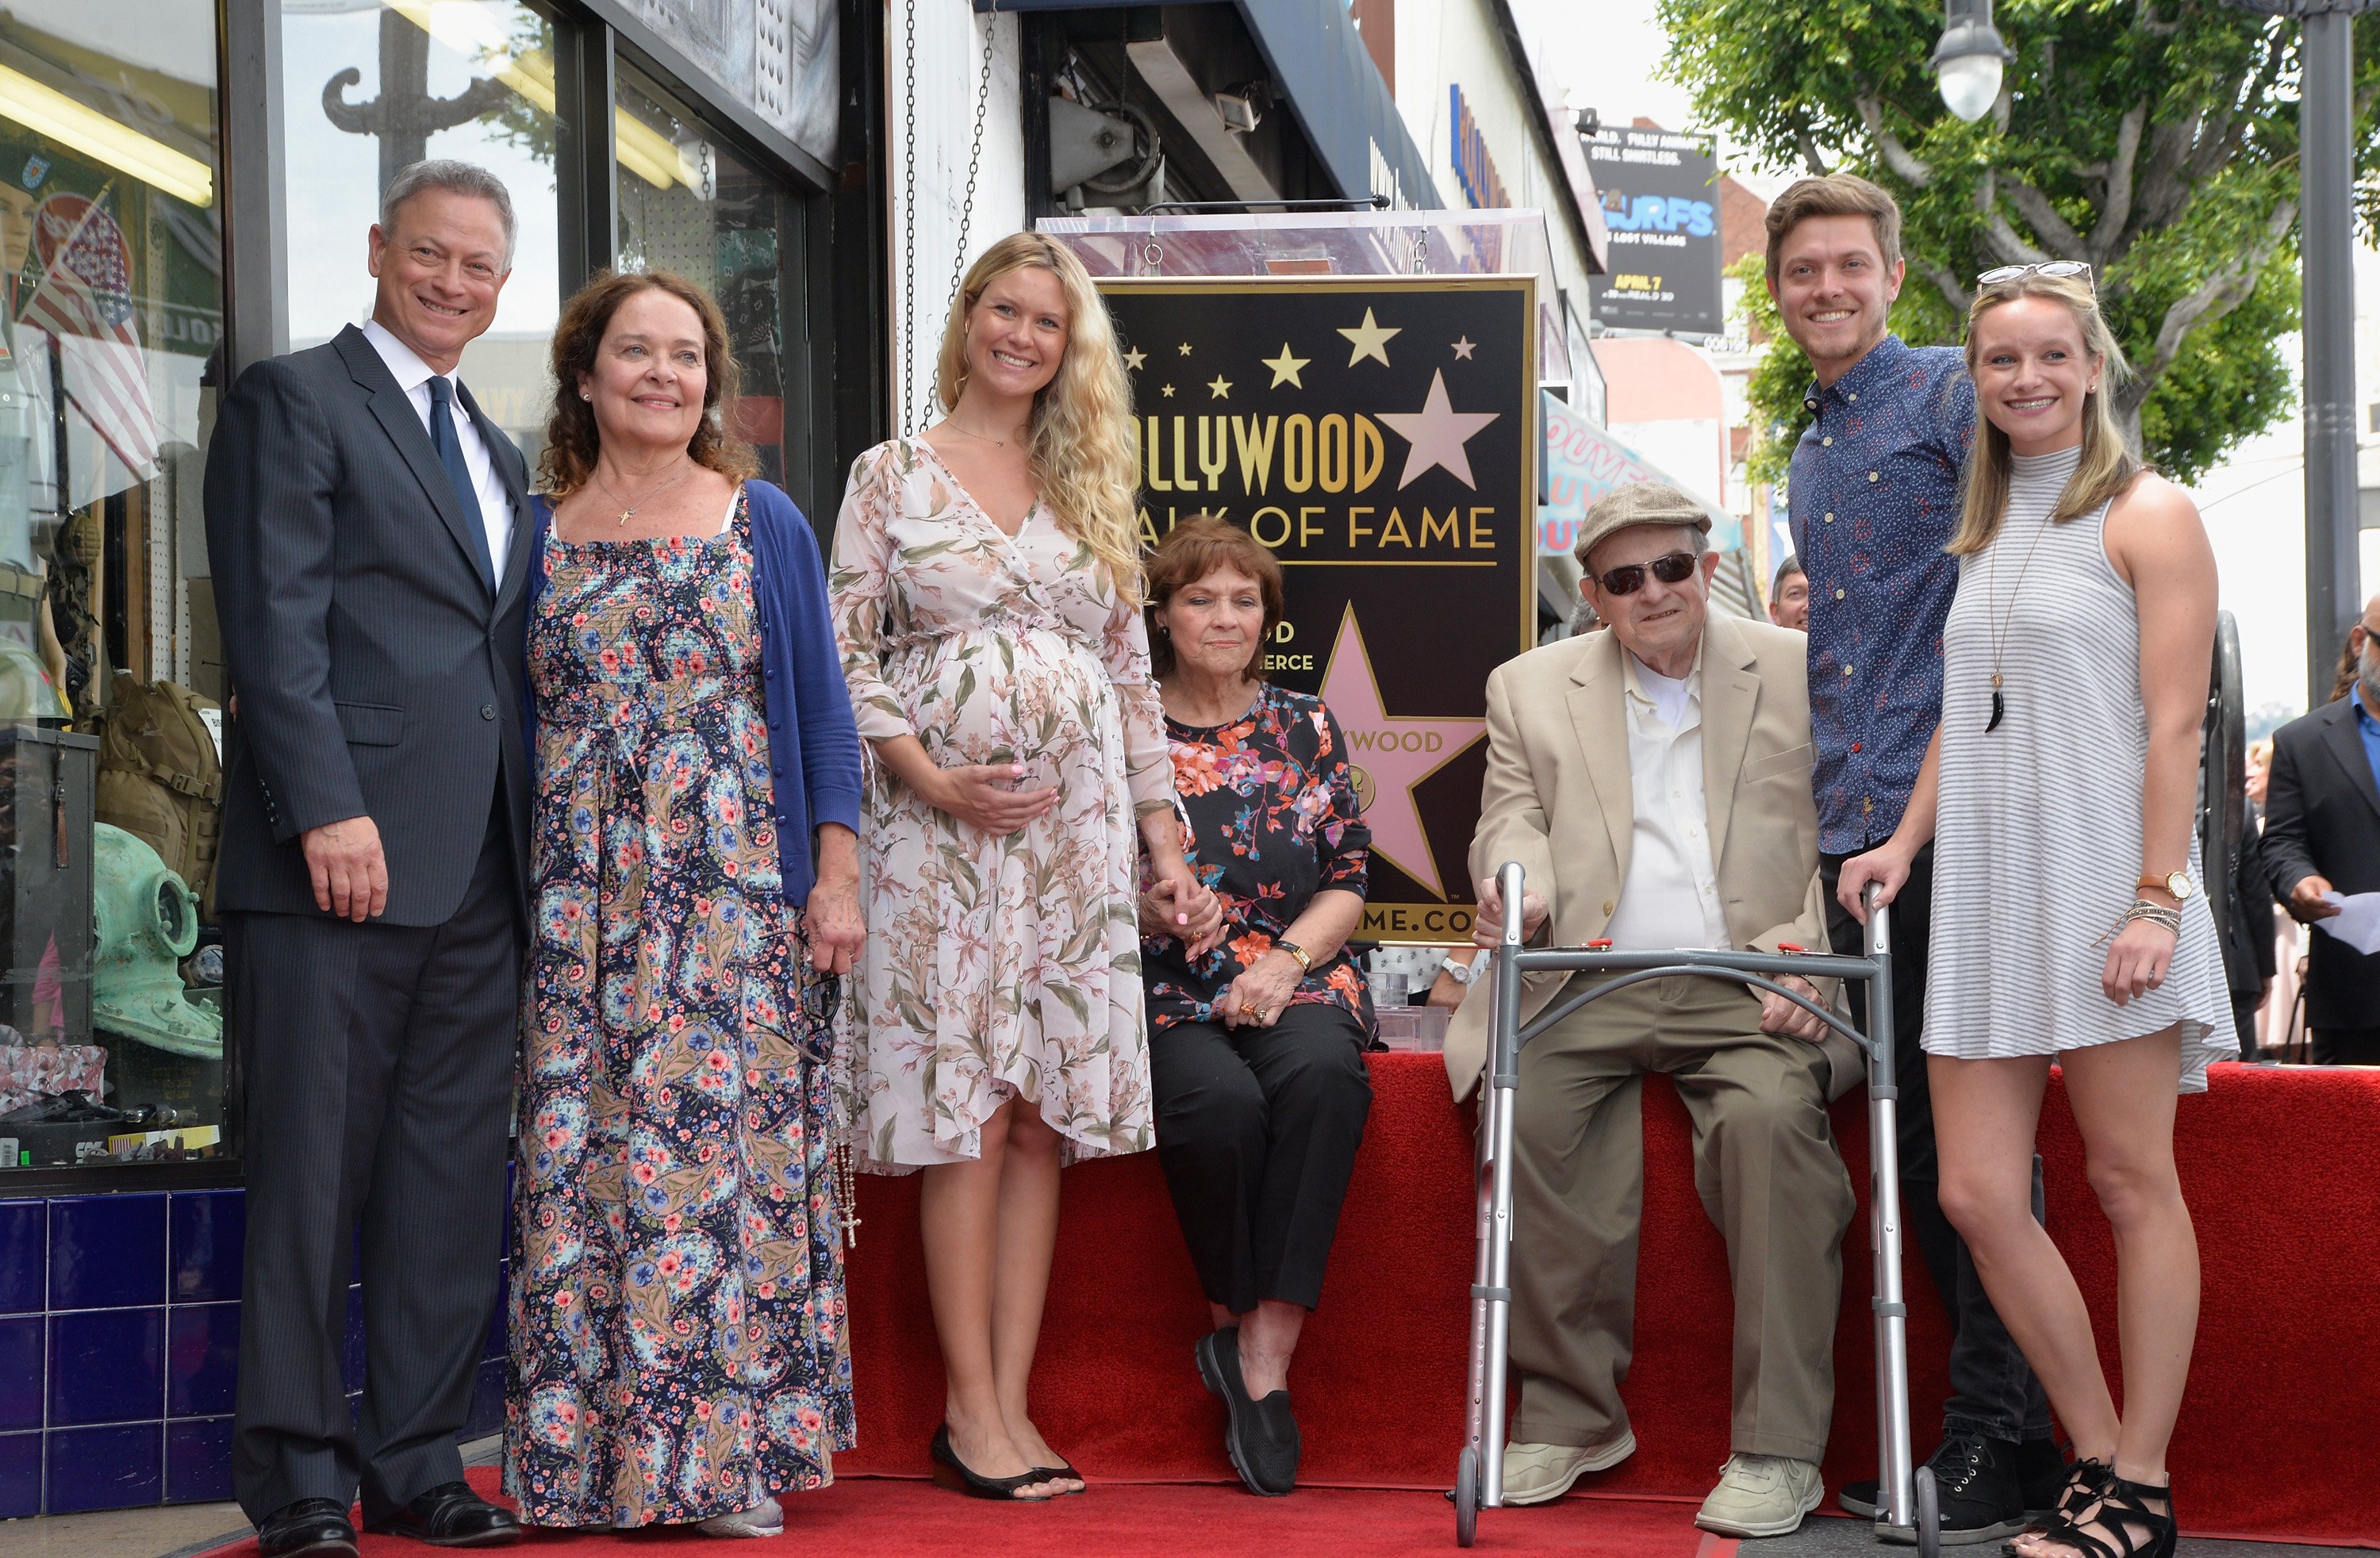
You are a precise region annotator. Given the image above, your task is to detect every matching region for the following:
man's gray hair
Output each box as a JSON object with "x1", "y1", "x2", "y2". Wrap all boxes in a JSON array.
[{"x1": 380, "y1": 159, "x2": 516, "y2": 269}]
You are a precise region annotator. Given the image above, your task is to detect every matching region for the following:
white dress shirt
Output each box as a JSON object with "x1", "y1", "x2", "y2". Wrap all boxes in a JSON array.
[
  {"x1": 362, "y1": 319, "x2": 514, "y2": 581},
  {"x1": 1603, "y1": 649, "x2": 1731, "y2": 952}
]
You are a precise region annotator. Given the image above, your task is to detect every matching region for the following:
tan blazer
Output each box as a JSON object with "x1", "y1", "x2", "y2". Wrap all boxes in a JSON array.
[{"x1": 1443, "y1": 612, "x2": 1859, "y2": 1100}]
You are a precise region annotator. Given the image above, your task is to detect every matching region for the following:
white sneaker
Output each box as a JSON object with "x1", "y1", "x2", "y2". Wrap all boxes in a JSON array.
[
  {"x1": 697, "y1": 1495, "x2": 784, "y2": 1538},
  {"x1": 1498, "y1": 1431, "x2": 1637, "y2": 1506},
  {"x1": 1695, "y1": 1454, "x2": 1823, "y2": 1537}
]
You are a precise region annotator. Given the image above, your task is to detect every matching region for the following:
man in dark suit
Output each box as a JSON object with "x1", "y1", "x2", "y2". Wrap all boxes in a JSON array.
[
  {"x1": 2265, "y1": 592, "x2": 2380, "y2": 1065},
  {"x1": 205, "y1": 159, "x2": 532, "y2": 1555}
]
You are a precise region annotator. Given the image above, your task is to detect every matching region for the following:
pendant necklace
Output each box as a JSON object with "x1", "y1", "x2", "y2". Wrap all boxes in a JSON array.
[
  {"x1": 592, "y1": 460, "x2": 693, "y2": 528},
  {"x1": 1983, "y1": 499, "x2": 2055, "y2": 733}
]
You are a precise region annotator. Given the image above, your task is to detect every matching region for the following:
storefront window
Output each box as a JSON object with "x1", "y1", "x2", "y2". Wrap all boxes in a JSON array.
[
  {"x1": 0, "y1": 1, "x2": 225, "y2": 1171},
  {"x1": 615, "y1": 65, "x2": 796, "y2": 484},
  {"x1": 279, "y1": 0, "x2": 565, "y2": 470}
]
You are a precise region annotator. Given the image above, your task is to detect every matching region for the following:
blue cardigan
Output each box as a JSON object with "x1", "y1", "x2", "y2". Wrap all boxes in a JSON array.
[{"x1": 524, "y1": 478, "x2": 865, "y2": 905}]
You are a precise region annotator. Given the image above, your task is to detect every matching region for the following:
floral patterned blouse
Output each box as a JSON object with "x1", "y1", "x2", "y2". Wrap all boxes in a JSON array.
[{"x1": 1145, "y1": 683, "x2": 1376, "y2": 1036}]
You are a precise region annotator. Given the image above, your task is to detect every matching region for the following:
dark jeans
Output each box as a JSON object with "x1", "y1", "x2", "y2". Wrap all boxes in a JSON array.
[
  {"x1": 1822, "y1": 845, "x2": 2053, "y2": 1445},
  {"x1": 2312, "y1": 1026, "x2": 2380, "y2": 1065},
  {"x1": 1149, "y1": 1000, "x2": 1372, "y2": 1314}
]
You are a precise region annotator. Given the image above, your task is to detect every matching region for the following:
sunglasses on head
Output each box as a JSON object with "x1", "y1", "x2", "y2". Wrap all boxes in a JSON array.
[
  {"x1": 1975, "y1": 259, "x2": 2094, "y2": 289},
  {"x1": 1594, "y1": 551, "x2": 1699, "y2": 596}
]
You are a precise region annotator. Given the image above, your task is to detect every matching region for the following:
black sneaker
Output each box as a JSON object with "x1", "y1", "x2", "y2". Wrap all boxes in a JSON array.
[
  {"x1": 1841, "y1": 1434, "x2": 2028, "y2": 1545},
  {"x1": 2016, "y1": 1437, "x2": 2069, "y2": 1516}
]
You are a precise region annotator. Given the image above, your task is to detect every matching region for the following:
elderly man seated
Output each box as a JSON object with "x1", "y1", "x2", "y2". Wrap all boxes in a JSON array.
[{"x1": 1446, "y1": 483, "x2": 1861, "y2": 1538}]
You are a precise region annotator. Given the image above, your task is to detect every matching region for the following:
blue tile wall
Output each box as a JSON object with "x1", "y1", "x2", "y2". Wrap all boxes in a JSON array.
[
  {"x1": 51, "y1": 1307, "x2": 164, "y2": 1426},
  {"x1": 167, "y1": 1304, "x2": 240, "y2": 1418},
  {"x1": 0, "y1": 1316, "x2": 40, "y2": 1432},
  {"x1": 47, "y1": 1422, "x2": 161, "y2": 1514},
  {"x1": 170, "y1": 1192, "x2": 244, "y2": 1304},
  {"x1": 4, "y1": 1183, "x2": 511, "y2": 1514},
  {"x1": 0, "y1": 1430, "x2": 38, "y2": 1520},
  {"x1": 0, "y1": 1200, "x2": 40, "y2": 1314},
  {"x1": 165, "y1": 1416, "x2": 234, "y2": 1506},
  {"x1": 49, "y1": 1194, "x2": 166, "y2": 1310}
]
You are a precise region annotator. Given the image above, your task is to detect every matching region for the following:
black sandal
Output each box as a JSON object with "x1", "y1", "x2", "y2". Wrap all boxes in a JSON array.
[
  {"x1": 2015, "y1": 1472, "x2": 2175, "y2": 1558},
  {"x1": 929, "y1": 1425, "x2": 1056, "y2": 1502},
  {"x1": 2005, "y1": 1460, "x2": 2113, "y2": 1556}
]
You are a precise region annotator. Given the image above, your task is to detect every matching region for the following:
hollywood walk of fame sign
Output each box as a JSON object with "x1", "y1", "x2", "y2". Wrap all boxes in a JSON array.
[{"x1": 1099, "y1": 275, "x2": 1537, "y2": 943}]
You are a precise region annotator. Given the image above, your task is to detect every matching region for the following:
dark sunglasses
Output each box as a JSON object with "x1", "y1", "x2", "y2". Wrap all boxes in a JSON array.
[{"x1": 1595, "y1": 551, "x2": 1699, "y2": 596}]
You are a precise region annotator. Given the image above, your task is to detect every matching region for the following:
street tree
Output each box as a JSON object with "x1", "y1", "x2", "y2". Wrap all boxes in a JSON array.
[{"x1": 1663, "y1": 0, "x2": 2380, "y2": 485}]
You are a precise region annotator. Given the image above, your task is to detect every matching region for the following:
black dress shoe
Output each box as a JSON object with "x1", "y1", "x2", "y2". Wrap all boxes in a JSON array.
[
  {"x1": 367, "y1": 1483, "x2": 520, "y2": 1547},
  {"x1": 1195, "y1": 1327, "x2": 1300, "y2": 1496},
  {"x1": 255, "y1": 1498, "x2": 359, "y2": 1558}
]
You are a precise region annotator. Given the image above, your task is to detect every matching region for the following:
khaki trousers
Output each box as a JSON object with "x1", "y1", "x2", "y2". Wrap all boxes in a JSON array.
[{"x1": 1508, "y1": 976, "x2": 1854, "y2": 1464}]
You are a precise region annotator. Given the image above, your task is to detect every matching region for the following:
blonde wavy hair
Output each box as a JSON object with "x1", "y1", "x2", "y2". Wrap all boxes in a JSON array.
[
  {"x1": 935, "y1": 232, "x2": 1142, "y2": 602},
  {"x1": 1950, "y1": 271, "x2": 2139, "y2": 557}
]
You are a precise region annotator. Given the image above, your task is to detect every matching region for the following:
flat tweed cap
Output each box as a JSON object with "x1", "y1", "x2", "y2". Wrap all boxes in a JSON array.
[{"x1": 1570, "y1": 482, "x2": 1710, "y2": 570}]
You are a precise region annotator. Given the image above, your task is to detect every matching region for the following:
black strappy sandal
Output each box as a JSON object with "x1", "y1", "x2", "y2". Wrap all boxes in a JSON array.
[
  {"x1": 2005, "y1": 1460, "x2": 2113, "y2": 1556},
  {"x1": 2013, "y1": 1472, "x2": 2175, "y2": 1558},
  {"x1": 928, "y1": 1425, "x2": 1057, "y2": 1502}
]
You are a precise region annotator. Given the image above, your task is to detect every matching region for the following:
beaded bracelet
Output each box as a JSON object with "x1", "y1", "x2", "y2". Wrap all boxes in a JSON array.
[{"x1": 2120, "y1": 899, "x2": 2182, "y2": 934}]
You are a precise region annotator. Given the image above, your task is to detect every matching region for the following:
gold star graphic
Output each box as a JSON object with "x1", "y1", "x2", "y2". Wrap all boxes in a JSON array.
[
  {"x1": 1177, "y1": 342, "x2": 1194, "y2": 356},
  {"x1": 1338, "y1": 308, "x2": 1401, "y2": 367},
  {"x1": 1207, "y1": 374, "x2": 1233, "y2": 399},
  {"x1": 1161, "y1": 383, "x2": 1176, "y2": 397},
  {"x1": 1123, "y1": 347, "x2": 1147, "y2": 371},
  {"x1": 1261, "y1": 343, "x2": 1309, "y2": 388},
  {"x1": 1452, "y1": 337, "x2": 1476, "y2": 360}
]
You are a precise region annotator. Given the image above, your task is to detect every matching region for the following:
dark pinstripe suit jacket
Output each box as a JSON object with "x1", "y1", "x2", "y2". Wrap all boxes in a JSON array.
[{"x1": 204, "y1": 324, "x2": 534, "y2": 927}]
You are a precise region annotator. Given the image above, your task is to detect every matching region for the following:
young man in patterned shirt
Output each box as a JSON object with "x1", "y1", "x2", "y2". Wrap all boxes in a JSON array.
[{"x1": 1768, "y1": 174, "x2": 2065, "y2": 1540}]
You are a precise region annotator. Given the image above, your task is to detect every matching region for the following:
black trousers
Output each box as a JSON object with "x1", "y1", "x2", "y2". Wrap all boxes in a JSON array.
[
  {"x1": 2312, "y1": 1026, "x2": 2380, "y2": 1065},
  {"x1": 1822, "y1": 846, "x2": 2052, "y2": 1445},
  {"x1": 1150, "y1": 1001, "x2": 1372, "y2": 1314},
  {"x1": 227, "y1": 798, "x2": 522, "y2": 1524}
]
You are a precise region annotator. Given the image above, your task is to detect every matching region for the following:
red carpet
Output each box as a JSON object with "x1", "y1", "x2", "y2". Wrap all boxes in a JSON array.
[
  {"x1": 193, "y1": 1467, "x2": 1733, "y2": 1557},
  {"x1": 839, "y1": 1057, "x2": 2380, "y2": 1546}
]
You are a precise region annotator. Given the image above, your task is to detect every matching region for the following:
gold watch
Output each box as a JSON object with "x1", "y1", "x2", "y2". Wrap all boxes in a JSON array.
[{"x1": 2136, "y1": 871, "x2": 2193, "y2": 903}]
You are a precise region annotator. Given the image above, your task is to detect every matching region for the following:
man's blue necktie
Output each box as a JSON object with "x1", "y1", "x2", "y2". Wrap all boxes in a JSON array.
[{"x1": 426, "y1": 374, "x2": 497, "y2": 594}]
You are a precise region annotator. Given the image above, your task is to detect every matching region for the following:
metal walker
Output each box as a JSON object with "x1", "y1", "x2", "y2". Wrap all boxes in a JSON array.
[{"x1": 1453, "y1": 862, "x2": 1940, "y2": 1552}]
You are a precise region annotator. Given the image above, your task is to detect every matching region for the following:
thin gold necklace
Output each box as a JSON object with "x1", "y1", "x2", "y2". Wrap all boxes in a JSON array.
[
  {"x1": 592, "y1": 459, "x2": 693, "y2": 528},
  {"x1": 944, "y1": 416, "x2": 1016, "y2": 449}
]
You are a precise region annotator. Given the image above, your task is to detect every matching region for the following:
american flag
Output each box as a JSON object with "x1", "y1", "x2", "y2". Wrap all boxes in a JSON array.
[{"x1": 17, "y1": 191, "x2": 159, "y2": 478}]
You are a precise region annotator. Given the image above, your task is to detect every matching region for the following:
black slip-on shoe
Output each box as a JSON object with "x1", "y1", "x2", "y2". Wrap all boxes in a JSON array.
[
  {"x1": 1196, "y1": 1327, "x2": 1299, "y2": 1496},
  {"x1": 365, "y1": 1483, "x2": 520, "y2": 1547},
  {"x1": 256, "y1": 1498, "x2": 359, "y2": 1558}
]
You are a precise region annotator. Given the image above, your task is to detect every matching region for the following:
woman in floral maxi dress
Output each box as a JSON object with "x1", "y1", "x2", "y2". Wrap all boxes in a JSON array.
[
  {"x1": 505, "y1": 273, "x2": 865, "y2": 1537},
  {"x1": 831, "y1": 233, "x2": 1215, "y2": 1500}
]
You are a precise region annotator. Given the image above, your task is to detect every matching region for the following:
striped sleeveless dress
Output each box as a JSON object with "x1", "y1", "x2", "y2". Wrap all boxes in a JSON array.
[{"x1": 1925, "y1": 445, "x2": 2234, "y2": 1092}]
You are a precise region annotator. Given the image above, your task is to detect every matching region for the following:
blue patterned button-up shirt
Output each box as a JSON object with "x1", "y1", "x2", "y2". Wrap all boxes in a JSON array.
[{"x1": 1788, "y1": 335, "x2": 1975, "y2": 854}]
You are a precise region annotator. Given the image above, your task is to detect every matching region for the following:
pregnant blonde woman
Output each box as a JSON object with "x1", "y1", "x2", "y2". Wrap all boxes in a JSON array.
[{"x1": 830, "y1": 231, "x2": 1218, "y2": 1501}]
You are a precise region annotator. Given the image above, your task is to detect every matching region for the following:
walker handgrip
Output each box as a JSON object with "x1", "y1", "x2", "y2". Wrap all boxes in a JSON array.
[{"x1": 1495, "y1": 862, "x2": 1527, "y2": 950}]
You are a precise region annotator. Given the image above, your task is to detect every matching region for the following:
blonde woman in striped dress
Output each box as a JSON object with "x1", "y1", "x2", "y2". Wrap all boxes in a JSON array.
[{"x1": 1838, "y1": 267, "x2": 2227, "y2": 1558}]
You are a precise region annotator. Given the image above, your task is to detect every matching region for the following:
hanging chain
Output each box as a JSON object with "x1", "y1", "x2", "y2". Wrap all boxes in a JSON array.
[
  {"x1": 923, "y1": 14, "x2": 996, "y2": 428},
  {"x1": 900, "y1": 0, "x2": 918, "y2": 433}
]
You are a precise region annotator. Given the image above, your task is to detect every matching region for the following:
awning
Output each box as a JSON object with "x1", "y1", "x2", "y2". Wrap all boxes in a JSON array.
[{"x1": 981, "y1": 0, "x2": 1441, "y2": 209}]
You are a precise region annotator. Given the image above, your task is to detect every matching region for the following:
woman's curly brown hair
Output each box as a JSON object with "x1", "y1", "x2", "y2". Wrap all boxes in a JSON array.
[{"x1": 539, "y1": 269, "x2": 759, "y2": 497}]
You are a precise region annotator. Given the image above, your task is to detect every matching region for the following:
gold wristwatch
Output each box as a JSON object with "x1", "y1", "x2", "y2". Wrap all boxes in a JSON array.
[
  {"x1": 1274, "y1": 938, "x2": 1312, "y2": 973},
  {"x1": 2136, "y1": 871, "x2": 2193, "y2": 903}
]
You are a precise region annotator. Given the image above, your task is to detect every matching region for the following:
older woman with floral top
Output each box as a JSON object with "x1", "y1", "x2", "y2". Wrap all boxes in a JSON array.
[{"x1": 1138, "y1": 516, "x2": 1375, "y2": 1498}]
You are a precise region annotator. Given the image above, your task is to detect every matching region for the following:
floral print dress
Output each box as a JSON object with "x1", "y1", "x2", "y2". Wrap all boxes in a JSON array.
[
  {"x1": 829, "y1": 438, "x2": 1172, "y2": 1167},
  {"x1": 1143, "y1": 684, "x2": 1376, "y2": 1036},
  {"x1": 505, "y1": 490, "x2": 854, "y2": 1528}
]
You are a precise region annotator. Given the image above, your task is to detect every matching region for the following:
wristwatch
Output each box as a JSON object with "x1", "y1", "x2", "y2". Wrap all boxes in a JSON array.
[
  {"x1": 1274, "y1": 938, "x2": 1312, "y2": 973},
  {"x1": 2137, "y1": 870, "x2": 2194, "y2": 903},
  {"x1": 1440, "y1": 952, "x2": 1478, "y2": 987}
]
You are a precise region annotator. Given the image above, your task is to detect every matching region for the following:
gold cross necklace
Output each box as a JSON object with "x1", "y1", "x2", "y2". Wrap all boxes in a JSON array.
[{"x1": 591, "y1": 459, "x2": 693, "y2": 527}]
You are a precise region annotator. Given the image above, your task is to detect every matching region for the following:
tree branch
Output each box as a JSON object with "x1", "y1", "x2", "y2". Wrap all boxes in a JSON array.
[
  {"x1": 2131, "y1": 197, "x2": 2295, "y2": 402},
  {"x1": 1921, "y1": 261, "x2": 1971, "y2": 319},
  {"x1": 2087, "y1": 104, "x2": 2146, "y2": 263},
  {"x1": 1796, "y1": 125, "x2": 1830, "y2": 177},
  {"x1": 1855, "y1": 94, "x2": 1933, "y2": 187},
  {"x1": 2132, "y1": 110, "x2": 2200, "y2": 236},
  {"x1": 2006, "y1": 178, "x2": 2087, "y2": 258},
  {"x1": 1977, "y1": 171, "x2": 2052, "y2": 266}
]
